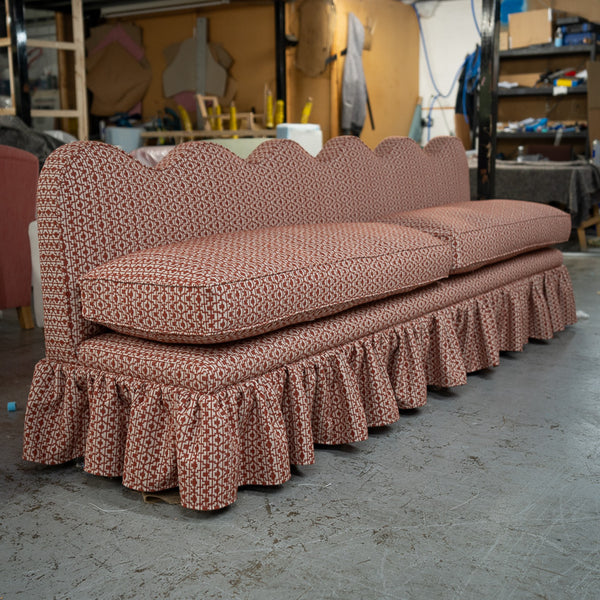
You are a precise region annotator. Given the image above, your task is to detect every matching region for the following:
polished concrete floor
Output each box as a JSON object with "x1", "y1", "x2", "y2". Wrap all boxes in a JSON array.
[{"x1": 1, "y1": 253, "x2": 599, "y2": 599}]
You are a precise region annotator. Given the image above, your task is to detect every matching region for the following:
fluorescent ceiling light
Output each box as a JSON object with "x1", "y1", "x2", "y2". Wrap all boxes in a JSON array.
[{"x1": 102, "y1": 0, "x2": 229, "y2": 18}]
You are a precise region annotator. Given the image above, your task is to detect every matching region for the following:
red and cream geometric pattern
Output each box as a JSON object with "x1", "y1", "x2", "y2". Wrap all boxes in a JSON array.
[
  {"x1": 23, "y1": 135, "x2": 577, "y2": 511},
  {"x1": 77, "y1": 248, "x2": 568, "y2": 394},
  {"x1": 24, "y1": 251, "x2": 576, "y2": 511},
  {"x1": 80, "y1": 222, "x2": 452, "y2": 343},
  {"x1": 34, "y1": 136, "x2": 469, "y2": 362},
  {"x1": 383, "y1": 199, "x2": 571, "y2": 273}
]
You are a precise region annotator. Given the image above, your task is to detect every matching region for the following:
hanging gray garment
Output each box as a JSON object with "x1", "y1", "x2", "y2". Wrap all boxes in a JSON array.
[{"x1": 341, "y1": 13, "x2": 367, "y2": 136}]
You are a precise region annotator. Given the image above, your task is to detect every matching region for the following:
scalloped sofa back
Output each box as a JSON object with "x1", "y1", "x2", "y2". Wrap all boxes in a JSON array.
[
  {"x1": 36, "y1": 136, "x2": 469, "y2": 362},
  {"x1": 24, "y1": 135, "x2": 577, "y2": 511}
]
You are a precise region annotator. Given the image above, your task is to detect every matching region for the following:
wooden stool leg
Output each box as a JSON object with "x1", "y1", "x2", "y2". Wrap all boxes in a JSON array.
[
  {"x1": 577, "y1": 225, "x2": 588, "y2": 251},
  {"x1": 577, "y1": 203, "x2": 600, "y2": 251},
  {"x1": 17, "y1": 306, "x2": 35, "y2": 329}
]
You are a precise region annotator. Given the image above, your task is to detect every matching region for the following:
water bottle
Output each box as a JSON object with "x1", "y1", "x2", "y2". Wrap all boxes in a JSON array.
[{"x1": 554, "y1": 27, "x2": 563, "y2": 47}]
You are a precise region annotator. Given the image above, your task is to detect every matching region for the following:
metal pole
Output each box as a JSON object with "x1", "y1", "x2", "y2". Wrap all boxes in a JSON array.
[
  {"x1": 9, "y1": 0, "x2": 31, "y2": 125},
  {"x1": 274, "y1": 0, "x2": 287, "y2": 121},
  {"x1": 476, "y1": 0, "x2": 500, "y2": 199}
]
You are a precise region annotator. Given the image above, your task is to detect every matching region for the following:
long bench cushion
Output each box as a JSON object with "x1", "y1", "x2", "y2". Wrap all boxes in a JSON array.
[
  {"x1": 79, "y1": 222, "x2": 452, "y2": 344},
  {"x1": 381, "y1": 199, "x2": 571, "y2": 273}
]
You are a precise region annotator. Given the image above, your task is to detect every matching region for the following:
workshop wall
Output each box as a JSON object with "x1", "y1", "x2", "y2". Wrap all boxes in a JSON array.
[
  {"x1": 415, "y1": 0, "x2": 482, "y2": 142},
  {"x1": 122, "y1": 4, "x2": 276, "y2": 126},
  {"x1": 287, "y1": 0, "x2": 419, "y2": 147},
  {"x1": 111, "y1": 0, "x2": 419, "y2": 147}
]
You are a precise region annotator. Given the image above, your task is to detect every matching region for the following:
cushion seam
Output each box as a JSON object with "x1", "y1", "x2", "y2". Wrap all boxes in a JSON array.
[
  {"x1": 451, "y1": 238, "x2": 565, "y2": 272},
  {"x1": 85, "y1": 271, "x2": 451, "y2": 340},
  {"x1": 80, "y1": 243, "x2": 451, "y2": 289},
  {"x1": 393, "y1": 212, "x2": 568, "y2": 236}
]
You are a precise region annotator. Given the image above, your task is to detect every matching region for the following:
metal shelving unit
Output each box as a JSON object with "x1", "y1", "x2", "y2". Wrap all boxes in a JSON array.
[
  {"x1": 495, "y1": 38, "x2": 598, "y2": 162},
  {"x1": 496, "y1": 130, "x2": 587, "y2": 139},
  {"x1": 499, "y1": 41, "x2": 598, "y2": 60},
  {"x1": 498, "y1": 85, "x2": 588, "y2": 96}
]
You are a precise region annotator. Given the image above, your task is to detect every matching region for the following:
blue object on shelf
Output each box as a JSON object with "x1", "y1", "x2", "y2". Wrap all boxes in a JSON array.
[
  {"x1": 500, "y1": 0, "x2": 525, "y2": 26},
  {"x1": 7, "y1": 401, "x2": 16, "y2": 412},
  {"x1": 563, "y1": 32, "x2": 595, "y2": 46}
]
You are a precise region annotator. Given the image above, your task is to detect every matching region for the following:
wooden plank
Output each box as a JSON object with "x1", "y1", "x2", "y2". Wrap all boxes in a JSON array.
[
  {"x1": 26, "y1": 39, "x2": 76, "y2": 51},
  {"x1": 140, "y1": 129, "x2": 276, "y2": 140},
  {"x1": 0, "y1": 107, "x2": 16, "y2": 115},
  {"x1": 0, "y1": 38, "x2": 10, "y2": 47},
  {"x1": 55, "y1": 11, "x2": 72, "y2": 132},
  {"x1": 30, "y1": 108, "x2": 79, "y2": 117},
  {"x1": 71, "y1": 0, "x2": 87, "y2": 140},
  {"x1": 328, "y1": 11, "x2": 340, "y2": 139},
  {"x1": 195, "y1": 17, "x2": 207, "y2": 127}
]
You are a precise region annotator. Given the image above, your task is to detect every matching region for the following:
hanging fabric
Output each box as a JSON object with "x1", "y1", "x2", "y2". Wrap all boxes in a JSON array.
[
  {"x1": 341, "y1": 13, "x2": 367, "y2": 136},
  {"x1": 454, "y1": 46, "x2": 481, "y2": 148}
]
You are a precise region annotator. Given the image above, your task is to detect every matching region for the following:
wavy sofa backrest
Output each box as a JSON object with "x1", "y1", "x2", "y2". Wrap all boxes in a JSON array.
[{"x1": 37, "y1": 135, "x2": 469, "y2": 362}]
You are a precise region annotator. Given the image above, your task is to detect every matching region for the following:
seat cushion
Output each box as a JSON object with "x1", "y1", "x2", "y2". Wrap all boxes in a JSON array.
[
  {"x1": 381, "y1": 199, "x2": 571, "y2": 273},
  {"x1": 79, "y1": 222, "x2": 452, "y2": 344}
]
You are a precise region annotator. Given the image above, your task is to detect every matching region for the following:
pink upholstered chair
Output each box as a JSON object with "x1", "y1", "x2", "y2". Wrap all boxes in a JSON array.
[{"x1": 0, "y1": 145, "x2": 39, "y2": 329}]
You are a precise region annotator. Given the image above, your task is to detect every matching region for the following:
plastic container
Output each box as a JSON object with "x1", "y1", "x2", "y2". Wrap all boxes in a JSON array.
[
  {"x1": 105, "y1": 127, "x2": 142, "y2": 153},
  {"x1": 276, "y1": 123, "x2": 323, "y2": 157},
  {"x1": 554, "y1": 27, "x2": 563, "y2": 47}
]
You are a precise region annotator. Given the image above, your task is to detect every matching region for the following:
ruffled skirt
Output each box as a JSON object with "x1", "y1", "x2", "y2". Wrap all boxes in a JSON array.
[{"x1": 23, "y1": 250, "x2": 576, "y2": 510}]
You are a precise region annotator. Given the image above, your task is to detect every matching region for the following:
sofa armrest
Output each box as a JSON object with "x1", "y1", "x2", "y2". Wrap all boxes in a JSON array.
[{"x1": 0, "y1": 145, "x2": 39, "y2": 310}]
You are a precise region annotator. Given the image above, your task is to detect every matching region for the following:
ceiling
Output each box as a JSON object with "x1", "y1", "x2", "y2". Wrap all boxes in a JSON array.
[{"x1": 22, "y1": 0, "x2": 270, "y2": 12}]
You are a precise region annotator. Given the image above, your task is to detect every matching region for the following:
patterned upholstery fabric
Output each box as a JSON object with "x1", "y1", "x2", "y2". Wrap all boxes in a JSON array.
[
  {"x1": 80, "y1": 222, "x2": 452, "y2": 344},
  {"x1": 382, "y1": 199, "x2": 571, "y2": 273},
  {"x1": 77, "y1": 249, "x2": 568, "y2": 394},
  {"x1": 23, "y1": 136, "x2": 577, "y2": 511},
  {"x1": 24, "y1": 252, "x2": 576, "y2": 511},
  {"x1": 34, "y1": 136, "x2": 468, "y2": 362}
]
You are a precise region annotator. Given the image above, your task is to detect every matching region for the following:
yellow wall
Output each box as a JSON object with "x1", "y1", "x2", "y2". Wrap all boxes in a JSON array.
[
  {"x1": 112, "y1": 0, "x2": 419, "y2": 147},
  {"x1": 123, "y1": 4, "x2": 277, "y2": 124},
  {"x1": 288, "y1": 0, "x2": 420, "y2": 148}
]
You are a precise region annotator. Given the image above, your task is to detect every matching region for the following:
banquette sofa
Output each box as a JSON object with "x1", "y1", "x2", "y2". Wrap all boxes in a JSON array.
[{"x1": 23, "y1": 136, "x2": 576, "y2": 511}]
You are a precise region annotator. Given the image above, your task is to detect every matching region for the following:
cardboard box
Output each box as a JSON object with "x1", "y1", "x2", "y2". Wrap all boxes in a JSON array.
[
  {"x1": 551, "y1": 0, "x2": 599, "y2": 24},
  {"x1": 527, "y1": 0, "x2": 599, "y2": 24},
  {"x1": 587, "y1": 61, "x2": 600, "y2": 153},
  {"x1": 509, "y1": 9, "x2": 553, "y2": 49},
  {"x1": 500, "y1": 73, "x2": 541, "y2": 87},
  {"x1": 500, "y1": 31, "x2": 509, "y2": 51}
]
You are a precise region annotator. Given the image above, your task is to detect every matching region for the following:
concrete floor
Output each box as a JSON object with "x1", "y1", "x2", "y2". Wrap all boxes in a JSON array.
[{"x1": 1, "y1": 252, "x2": 599, "y2": 599}]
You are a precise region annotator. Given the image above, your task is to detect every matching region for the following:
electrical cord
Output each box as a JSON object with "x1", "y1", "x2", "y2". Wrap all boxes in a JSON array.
[
  {"x1": 471, "y1": 0, "x2": 482, "y2": 37},
  {"x1": 413, "y1": 4, "x2": 469, "y2": 141}
]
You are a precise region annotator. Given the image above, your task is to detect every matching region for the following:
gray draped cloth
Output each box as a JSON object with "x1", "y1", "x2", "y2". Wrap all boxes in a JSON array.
[
  {"x1": 468, "y1": 159, "x2": 600, "y2": 227},
  {"x1": 0, "y1": 116, "x2": 63, "y2": 170},
  {"x1": 341, "y1": 13, "x2": 367, "y2": 136}
]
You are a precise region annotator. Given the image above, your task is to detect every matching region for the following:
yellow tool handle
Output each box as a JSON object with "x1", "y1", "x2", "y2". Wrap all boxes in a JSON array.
[
  {"x1": 300, "y1": 97, "x2": 313, "y2": 124},
  {"x1": 275, "y1": 99, "x2": 285, "y2": 126}
]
